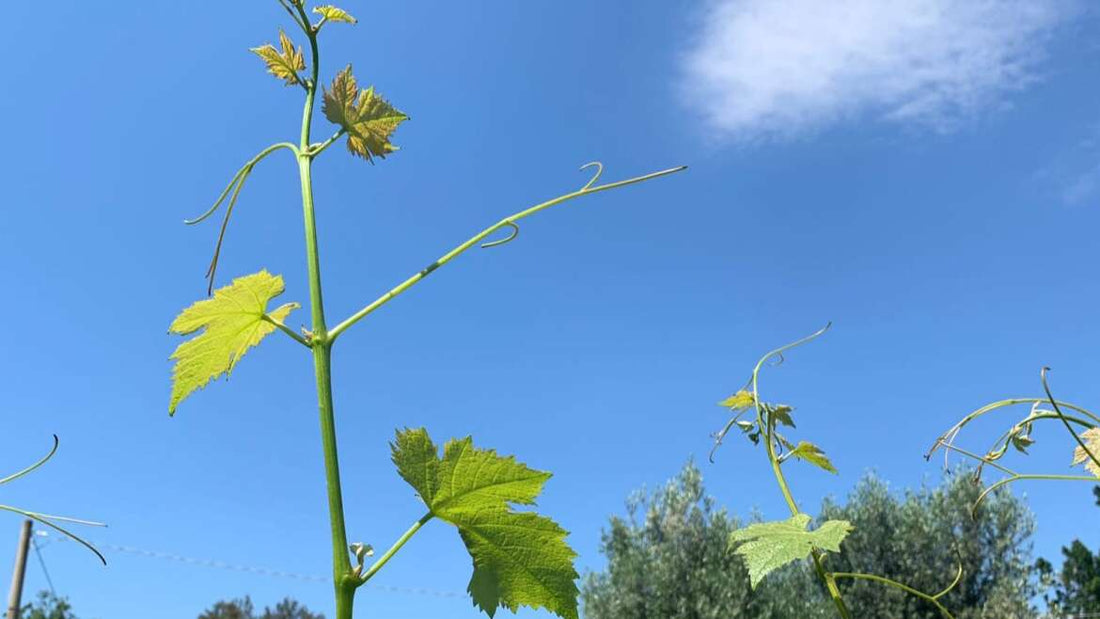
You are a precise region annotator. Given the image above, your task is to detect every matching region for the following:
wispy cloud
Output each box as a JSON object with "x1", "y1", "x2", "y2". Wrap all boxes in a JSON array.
[
  {"x1": 1062, "y1": 163, "x2": 1100, "y2": 206},
  {"x1": 682, "y1": 0, "x2": 1077, "y2": 141},
  {"x1": 1033, "y1": 122, "x2": 1100, "y2": 206}
]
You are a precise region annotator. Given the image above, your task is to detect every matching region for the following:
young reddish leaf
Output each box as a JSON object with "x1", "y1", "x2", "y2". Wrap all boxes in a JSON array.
[
  {"x1": 167, "y1": 271, "x2": 299, "y2": 414},
  {"x1": 250, "y1": 30, "x2": 306, "y2": 86},
  {"x1": 391, "y1": 428, "x2": 579, "y2": 619},
  {"x1": 322, "y1": 65, "x2": 409, "y2": 162}
]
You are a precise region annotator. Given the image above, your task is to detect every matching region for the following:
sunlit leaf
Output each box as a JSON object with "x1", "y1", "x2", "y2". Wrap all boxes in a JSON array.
[
  {"x1": 729, "y1": 514, "x2": 852, "y2": 588},
  {"x1": 168, "y1": 271, "x2": 298, "y2": 414},
  {"x1": 1072, "y1": 428, "x2": 1100, "y2": 478},
  {"x1": 314, "y1": 5, "x2": 357, "y2": 24},
  {"x1": 787, "y1": 441, "x2": 837, "y2": 474},
  {"x1": 322, "y1": 65, "x2": 408, "y2": 162},
  {"x1": 392, "y1": 428, "x2": 579, "y2": 619},
  {"x1": 250, "y1": 30, "x2": 306, "y2": 86},
  {"x1": 719, "y1": 390, "x2": 755, "y2": 410}
]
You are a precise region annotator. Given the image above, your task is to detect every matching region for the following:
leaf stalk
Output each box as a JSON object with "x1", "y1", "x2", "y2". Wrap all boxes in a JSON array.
[{"x1": 358, "y1": 512, "x2": 434, "y2": 585}]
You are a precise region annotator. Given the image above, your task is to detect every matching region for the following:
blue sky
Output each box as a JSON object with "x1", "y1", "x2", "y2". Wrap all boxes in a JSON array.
[{"x1": 1, "y1": 1, "x2": 1098, "y2": 618}]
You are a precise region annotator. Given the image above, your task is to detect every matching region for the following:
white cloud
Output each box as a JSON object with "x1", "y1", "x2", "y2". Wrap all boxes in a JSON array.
[{"x1": 682, "y1": 0, "x2": 1076, "y2": 141}]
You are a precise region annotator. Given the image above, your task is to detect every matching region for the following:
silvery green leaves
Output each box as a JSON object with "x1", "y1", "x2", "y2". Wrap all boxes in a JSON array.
[
  {"x1": 729, "y1": 514, "x2": 853, "y2": 588},
  {"x1": 391, "y1": 429, "x2": 579, "y2": 619}
]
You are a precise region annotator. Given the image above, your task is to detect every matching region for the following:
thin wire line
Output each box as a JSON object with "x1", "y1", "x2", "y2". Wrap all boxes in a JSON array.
[
  {"x1": 45, "y1": 534, "x2": 462, "y2": 598},
  {"x1": 31, "y1": 532, "x2": 56, "y2": 597}
]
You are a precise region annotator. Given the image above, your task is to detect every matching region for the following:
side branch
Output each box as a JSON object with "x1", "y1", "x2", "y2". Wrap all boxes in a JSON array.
[
  {"x1": 327, "y1": 164, "x2": 687, "y2": 342},
  {"x1": 830, "y1": 572, "x2": 956, "y2": 619},
  {"x1": 972, "y1": 473, "x2": 1097, "y2": 516}
]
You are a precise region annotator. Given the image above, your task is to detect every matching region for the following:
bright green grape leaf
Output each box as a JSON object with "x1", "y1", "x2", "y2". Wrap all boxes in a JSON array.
[
  {"x1": 168, "y1": 271, "x2": 298, "y2": 415},
  {"x1": 729, "y1": 514, "x2": 852, "y2": 588},
  {"x1": 250, "y1": 30, "x2": 305, "y2": 86},
  {"x1": 322, "y1": 65, "x2": 408, "y2": 163},
  {"x1": 787, "y1": 441, "x2": 837, "y2": 474},
  {"x1": 391, "y1": 428, "x2": 579, "y2": 619},
  {"x1": 314, "y1": 5, "x2": 357, "y2": 24},
  {"x1": 718, "y1": 390, "x2": 755, "y2": 410},
  {"x1": 1071, "y1": 428, "x2": 1100, "y2": 478}
]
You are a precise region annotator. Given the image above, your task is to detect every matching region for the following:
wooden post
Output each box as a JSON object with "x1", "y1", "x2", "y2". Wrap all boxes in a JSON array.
[{"x1": 5, "y1": 520, "x2": 32, "y2": 619}]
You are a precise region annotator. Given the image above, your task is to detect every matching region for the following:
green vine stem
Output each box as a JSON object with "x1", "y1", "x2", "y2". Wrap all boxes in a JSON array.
[
  {"x1": 279, "y1": 4, "x2": 358, "y2": 617},
  {"x1": 176, "y1": 4, "x2": 693, "y2": 618},
  {"x1": 971, "y1": 473, "x2": 1097, "y2": 515},
  {"x1": 830, "y1": 570, "x2": 958, "y2": 619},
  {"x1": 747, "y1": 323, "x2": 852, "y2": 619},
  {"x1": 830, "y1": 547, "x2": 963, "y2": 619},
  {"x1": 742, "y1": 325, "x2": 964, "y2": 619}
]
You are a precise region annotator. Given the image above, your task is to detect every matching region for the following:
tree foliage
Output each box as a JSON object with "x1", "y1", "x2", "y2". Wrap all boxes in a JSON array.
[
  {"x1": 582, "y1": 463, "x2": 1040, "y2": 619},
  {"x1": 1037, "y1": 487, "x2": 1100, "y2": 617},
  {"x1": 820, "y1": 473, "x2": 1038, "y2": 619},
  {"x1": 198, "y1": 596, "x2": 324, "y2": 619},
  {"x1": 21, "y1": 591, "x2": 77, "y2": 619},
  {"x1": 581, "y1": 462, "x2": 829, "y2": 619}
]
